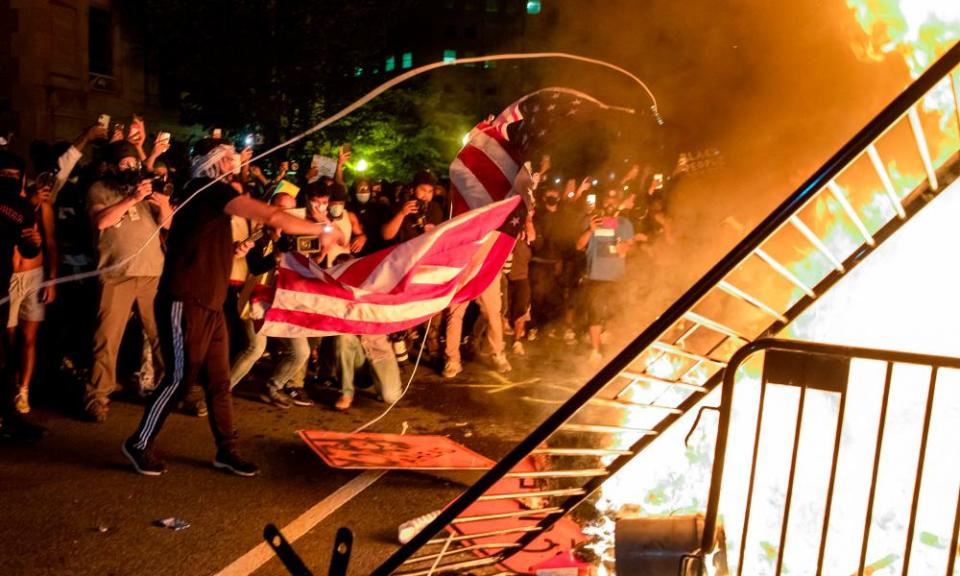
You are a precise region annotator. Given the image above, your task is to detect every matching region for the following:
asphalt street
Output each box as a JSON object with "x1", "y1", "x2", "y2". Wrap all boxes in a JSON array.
[{"x1": 0, "y1": 337, "x2": 590, "y2": 576}]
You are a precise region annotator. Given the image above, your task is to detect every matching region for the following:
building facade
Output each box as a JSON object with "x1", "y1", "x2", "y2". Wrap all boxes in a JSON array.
[{"x1": 0, "y1": 0, "x2": 186, "y2": 162}]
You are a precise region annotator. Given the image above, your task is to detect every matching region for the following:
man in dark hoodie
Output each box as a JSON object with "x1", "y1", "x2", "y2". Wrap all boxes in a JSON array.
[{"x1": 0, "y1": 150, "x2": 44, "y2": 440}]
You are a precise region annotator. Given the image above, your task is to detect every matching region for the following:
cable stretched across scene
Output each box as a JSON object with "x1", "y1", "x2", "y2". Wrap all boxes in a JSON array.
[{"x1": 17, "y1": 51, "x2": 661, "y2": 302}]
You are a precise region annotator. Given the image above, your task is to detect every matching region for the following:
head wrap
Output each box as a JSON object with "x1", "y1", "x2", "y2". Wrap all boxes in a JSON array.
[{"x1": 191, "y1": 138, "x2": 234, "y2": 179}]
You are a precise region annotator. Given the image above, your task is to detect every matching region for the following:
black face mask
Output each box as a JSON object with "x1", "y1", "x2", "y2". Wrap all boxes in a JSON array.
[
  {"x1": 115, "y1": 168, "x2": 142, "y2": 189},
  {"x1": 544, "y1": 196, "x2": 560, "y2": 206},
  {"x1": 0, "y1": 177, "x2": 21, "y2": 198}
]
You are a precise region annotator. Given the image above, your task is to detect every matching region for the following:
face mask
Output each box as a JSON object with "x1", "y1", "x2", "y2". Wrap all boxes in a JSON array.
[
  {"x1": 329, "y1": 204, "x2": 345, "y2": 218},
  {"x1": 116, "y1": 168, "x2": 142, "y2": 188},
  {"x1": 356, "y1": 192, "x2": 371, "y2": 204},
  {"x1": 544, "y1": 196, "x2": 560, "y2": 206},
  {"x1": 0, "y1": 177, "x2": 20, "y2": 197}
]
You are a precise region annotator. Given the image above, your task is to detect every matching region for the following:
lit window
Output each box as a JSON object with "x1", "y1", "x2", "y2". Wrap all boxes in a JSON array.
[
  {"x1": 443, "y1": 50, "x2": 457, "y2": 63},
  {"x1": 526, "y1": 0, "x2": 541, "y2": 14},
  {"x1": 484, "y1": 60, "x2": 496, "y2": 69},
  {"x1": 354, "y1": 66, "x2": 363, "y2": 77},
  {"x1": 385, "y1": 56, "x2": 395, "y2": 72},
  {"x1": 401, "y1": 52, "x2": 413, "y2": 69}
]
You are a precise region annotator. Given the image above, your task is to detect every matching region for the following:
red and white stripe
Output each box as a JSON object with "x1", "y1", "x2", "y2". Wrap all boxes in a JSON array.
[{"x1": 255, "y1": 196, "x2": 522, "y2": 337}]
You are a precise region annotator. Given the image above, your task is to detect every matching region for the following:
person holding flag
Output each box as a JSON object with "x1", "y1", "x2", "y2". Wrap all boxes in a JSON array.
[{"x1": 122, "y1": 139, "x2": 338, "y2": 477}]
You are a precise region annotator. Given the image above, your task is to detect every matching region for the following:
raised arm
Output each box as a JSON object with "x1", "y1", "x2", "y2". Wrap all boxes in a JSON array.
[{"x1": 224, "y1": 194, "x2": 329, "y2": 237}]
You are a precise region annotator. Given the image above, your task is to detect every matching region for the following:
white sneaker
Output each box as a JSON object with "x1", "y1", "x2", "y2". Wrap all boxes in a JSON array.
[
  {"x1": 14, "y1": 390, "x2": 29, "y2": 414},
  {"x1": 442, "y1": 360, "x2": 463, "y2": 378},
  {"x1": 512, "y1": 341, "x2": 526, "y2": 356},
  {"x1": 588, "y1": 349, "x2": 603, "y2": 364},
  {"x1": 492, "y1": 353, "x2": 512, "y2": 373},
  {"x1": 393, "y1": 339, "x2": 409, "y2": 363},
  {"x1": 563, "y1": 329, "x2": 576, "y2": 341},
  {"x1": 527, "y1": 328, "x2": 538, "y2": 341}
]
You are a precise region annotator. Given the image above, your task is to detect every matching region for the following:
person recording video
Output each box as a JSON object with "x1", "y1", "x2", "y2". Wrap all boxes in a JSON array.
[
  {"x1": 381, "y1": 170, "x2": 444, "y2": 244},
  {"x1": 576, "y1": 188, "x2": 635, "y2": 364},
  {"x1": 84, "y1": 141, "x2": 172, "y2": 423}
]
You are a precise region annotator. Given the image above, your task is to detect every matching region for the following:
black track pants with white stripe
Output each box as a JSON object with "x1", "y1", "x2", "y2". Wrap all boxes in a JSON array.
[{"x1": 129, "y1": 297, "x2": 237, "y2": 452}]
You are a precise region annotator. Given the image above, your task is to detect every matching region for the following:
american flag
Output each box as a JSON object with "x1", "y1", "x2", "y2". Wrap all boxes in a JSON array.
[{"x1": 255, "y1": 88, "x2": 603, "y2": 337}]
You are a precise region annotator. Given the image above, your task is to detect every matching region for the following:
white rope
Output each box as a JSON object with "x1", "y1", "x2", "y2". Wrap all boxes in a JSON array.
[
  {"x1": 11, "y1": 52, "x2": 659, "y2": 305},
  {"x1": 350, "y1": 317, "x2": 431, "y2": 435}
]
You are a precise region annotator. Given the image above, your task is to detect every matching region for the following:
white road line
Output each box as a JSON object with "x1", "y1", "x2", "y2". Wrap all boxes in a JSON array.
[{"x1": 216, "y1": 470, "x2": 386, "y2": 576}]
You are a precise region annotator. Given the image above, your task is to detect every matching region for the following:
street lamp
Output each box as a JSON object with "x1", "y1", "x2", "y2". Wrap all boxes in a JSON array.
[{"x1": 356, "y1": 159, "x2": 369, "y2": 172}]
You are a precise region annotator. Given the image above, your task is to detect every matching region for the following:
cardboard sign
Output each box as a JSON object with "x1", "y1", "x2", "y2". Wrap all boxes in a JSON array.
[
  {"x1": 298, "y1": 430, "x2": 495, "y2": 470},
  {"x1": 311, "y1": 155, "x2": 338, "y2": 179}
]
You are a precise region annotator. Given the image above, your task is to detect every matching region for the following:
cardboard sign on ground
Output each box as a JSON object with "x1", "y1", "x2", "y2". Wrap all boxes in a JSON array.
[{"x1": 298, "y1": 430, "x2": 495, "y2": 470}]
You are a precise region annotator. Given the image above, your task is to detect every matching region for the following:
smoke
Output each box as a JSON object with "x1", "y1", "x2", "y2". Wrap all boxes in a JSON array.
[{"x1": 487, "y1": 0, "x2": 928, "y2": 354}]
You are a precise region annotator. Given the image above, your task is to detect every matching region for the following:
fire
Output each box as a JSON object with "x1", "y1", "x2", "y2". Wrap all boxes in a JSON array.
[
  {"x1": 576, "y1": 4, "x2": 960, "y2": 574},
  {"x1": 846, "y1": 0, "x2": 960, "y2": 78}
]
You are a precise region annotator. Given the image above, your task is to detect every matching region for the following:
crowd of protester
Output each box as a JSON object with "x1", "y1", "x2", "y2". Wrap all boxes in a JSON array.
[{"x1": 0, "y1": 115, "x2": 673, "y2": 476}]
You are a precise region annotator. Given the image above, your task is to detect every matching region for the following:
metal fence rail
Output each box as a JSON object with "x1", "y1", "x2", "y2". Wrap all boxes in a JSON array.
[
  {"x1": 371, "y1": 41, "x2": 960, "y2": 576},
  {"x1": 700, "y1": 339, "x2": 960, "y2": 576}
]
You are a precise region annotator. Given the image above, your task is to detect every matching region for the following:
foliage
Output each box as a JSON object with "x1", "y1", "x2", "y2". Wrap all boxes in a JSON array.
[{"x1": 308, "y1": 88, "x2": 477, "y2": 181}]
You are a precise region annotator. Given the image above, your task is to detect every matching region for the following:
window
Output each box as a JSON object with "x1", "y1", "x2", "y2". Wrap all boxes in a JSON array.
[
  {"x1": 443, "y1": 50, "x2": 457, "y2": 63},
  {"x1": 385, "y1": 56, "x2": 395, "y2": 72},
  {"x1": 401, "y1": 52, "x2": 413, "y2": 69},
  {"x1": 464, "y1": 51, "x2": 477, "y2": 67},
  {"x1": 526, "y1": 0, "x2": 541, "y2": 14},
  {"x1": 354, "y1": 66, "x2": 363, "y2": 77},
  {"x1": 483, "y1": 60, "x2": 496, "y2": 69},
  {"x1": 486, "y1": 0, "x2": 500, "y2": 12},
  {"x1": 88, "y1": 7, "x2": 113, "y2": 75}
]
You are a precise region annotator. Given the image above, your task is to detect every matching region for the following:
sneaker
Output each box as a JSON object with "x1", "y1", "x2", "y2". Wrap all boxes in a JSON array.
[
  {"x1": 392, "y1": 339, "x2": 408, "y2": 363},
  {"x1": 492, "y1": 353, "x2": 512, "y2": 373},
  {"x1": 258, "y1": 387, "x2": 292, "y2": 409},
  {"x1": 121, "y1": 438, "x2": 166, "y2": 476},
  {"x1": 563, "y1": 329, "x2": 576, "y2": 342},
  {"x1": 442, "y1": 360, "x2": 463, "y2": 378},
  {"x1": 527, "y1": 328, "x2": 538, "y2": 341},
  {"x1": 0, "y1": 415, "x2": 46, "y2": 441},
  {"x1": 85, "y1": 402, "x2": 108, "y2": 423},
  {"x1": 136, "y1": 371, "x2": 156, "y2": 397},
  {"x1": 285, "y1": 388, "x2": 315, "y2": 407},
  {"x1": 334, "y1": 394, "x2": 353, "y2": 411},
  {"x1": 213, "y1": 450, "x2": 260, "y2": 477},
  {"x1": 191, "y1": 400, "x2": 208, "y2": 418},
  {"x1": 14, "y1": 390, "x2": 30, "y2": 414},
  {"x1": 512, "y1": 340, "x2": 526, "y2": 356},
  {"x1": 588, "y1": 349, "x2": 603, "y2": 364}
]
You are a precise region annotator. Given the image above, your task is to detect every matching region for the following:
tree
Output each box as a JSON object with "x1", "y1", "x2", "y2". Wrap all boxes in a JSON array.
[{"x1": 306, "y1": 87, "x2": 477, "y2": 181}]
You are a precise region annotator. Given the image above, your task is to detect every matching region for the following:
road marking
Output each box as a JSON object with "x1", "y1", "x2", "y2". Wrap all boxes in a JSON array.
[{"x1": 216, "y1": 470, "x2": 386, "y2": 576}]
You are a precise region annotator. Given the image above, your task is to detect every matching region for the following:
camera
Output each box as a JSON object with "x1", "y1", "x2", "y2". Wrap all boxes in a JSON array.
[{"x1": 295, "y1": 236, "x2": 322, "y2": 254}]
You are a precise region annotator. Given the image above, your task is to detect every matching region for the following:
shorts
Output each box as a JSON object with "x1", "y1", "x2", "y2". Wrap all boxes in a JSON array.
[
  {"x1": 583, "y1": 279, "x2": 618, "y2": 328},
  {"x1": 8, "y1": 267, "x2": 46, "y2": 328},
  {"x1": 508, "y1": 278, "x2": 531, "y2": 323}
]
